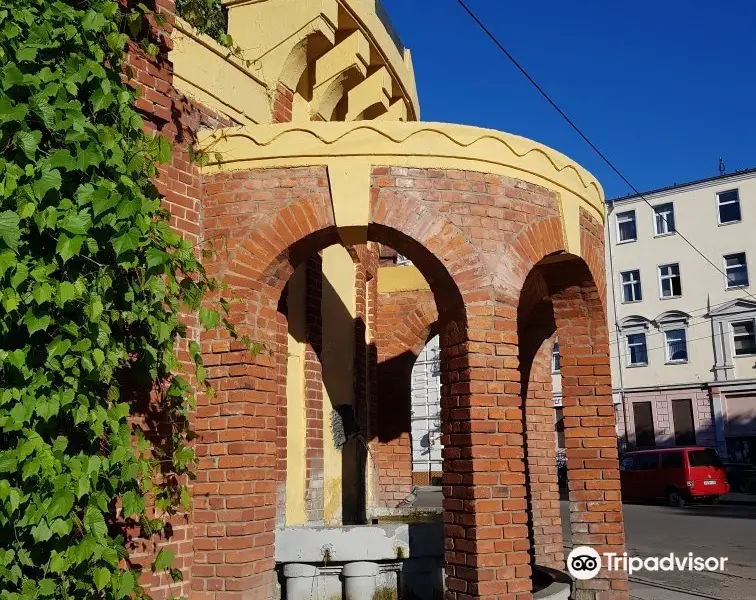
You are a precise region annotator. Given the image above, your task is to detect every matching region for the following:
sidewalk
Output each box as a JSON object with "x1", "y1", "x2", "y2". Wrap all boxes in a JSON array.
[{"x1": 720, "y1": 492, "x2": 756, "y2": 505}]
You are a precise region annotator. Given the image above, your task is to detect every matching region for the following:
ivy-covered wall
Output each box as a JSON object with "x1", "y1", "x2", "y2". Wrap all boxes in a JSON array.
[{"x1": 0, "y1": 1, "x2": 243, "y2": 598}]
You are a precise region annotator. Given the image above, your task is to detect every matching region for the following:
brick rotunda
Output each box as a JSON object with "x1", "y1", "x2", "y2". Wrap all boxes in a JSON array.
[{"x1": 126, "y1": 1, "x2": 629, "y2": 599}]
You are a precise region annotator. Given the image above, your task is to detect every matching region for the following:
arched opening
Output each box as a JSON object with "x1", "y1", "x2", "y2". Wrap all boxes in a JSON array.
[
  {"x1": 410, "y1": 332, "x2": 443, "y2": 488},
  {"x1": 518, "y1": 254, "x2": 629, "y2": 597},
  {"x1": 190, "y1": 161, "x2": 627, "y2": 600}
]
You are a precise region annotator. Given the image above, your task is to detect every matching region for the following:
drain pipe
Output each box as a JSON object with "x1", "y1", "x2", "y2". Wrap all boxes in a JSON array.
[{"x1": 605, "y1": 201, "x2": 631, "y2": 453}]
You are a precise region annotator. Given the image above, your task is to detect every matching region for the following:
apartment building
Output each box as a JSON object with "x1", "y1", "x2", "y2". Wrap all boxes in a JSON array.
[{"x1": 603, "y1": 168, "x2": 756, "y2": 462}]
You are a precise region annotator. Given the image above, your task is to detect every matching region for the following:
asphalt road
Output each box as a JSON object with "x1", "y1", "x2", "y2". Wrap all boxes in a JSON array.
[
  {"x1": 560, "y1": 500, "x2": 756, "y2": 600},
  {"x1": 413, "y1": 488, "x2": 756, "y2": 599}
]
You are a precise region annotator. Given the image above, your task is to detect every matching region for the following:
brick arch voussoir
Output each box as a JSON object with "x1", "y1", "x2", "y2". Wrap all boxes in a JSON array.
[
  {"x1": 370, "y1": 191, "x2": 495, "y2": 314},
  {"x1": 495, "y1": 215, "x2": 567, "y2": 304},
  {"x1": 387, "y1": 300, "x2": 439, "y2": 362},
  {"x1": 219, "y1": 196, "x2": 338, "y2": 302},
  {"x1": 579, "y1": 207, "x2": 607, "y2": 311}
]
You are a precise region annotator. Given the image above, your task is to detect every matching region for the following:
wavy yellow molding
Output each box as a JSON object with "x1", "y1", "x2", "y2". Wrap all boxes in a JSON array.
[{"x1": 199, "y1": 121, "x2": 606, "y2": 222}]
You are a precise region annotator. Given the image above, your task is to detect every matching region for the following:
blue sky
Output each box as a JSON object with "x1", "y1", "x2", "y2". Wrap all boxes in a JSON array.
[{"x1": 381, "y1": 0, "x2": 756, "y2": 199}]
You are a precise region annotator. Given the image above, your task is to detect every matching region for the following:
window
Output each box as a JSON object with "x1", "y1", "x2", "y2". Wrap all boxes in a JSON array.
[
  {"x1": 732, "y1": 320, "x2": 756, "y2": 356},
  {"x1": 661, "y1": 451, "x2": 683, "y2": 469},
  {"x1": 688, "y1": 449, "x2": 723, "y2": 468},
  {"x1": 616, "y1": 210, "x2": 637, "y2": 242},
  {"x1": 717, "y1": 189, "x2": 741, "y2": 224},
  {"x1": 638, "y1": 453, "x2": 660, "y2": 469},
  {"x1": 653, "y1": 203, "x2": 676, "y2": 235},
  {"x1": 627, "y1": 332, "x2": 648, "y2": 366},
  {"x1": 672, "y1": 400, "x2": 696, "y2": 446},
  {"x1": 665, "y1": 329, "x2": 688, "y2": 362},
  {"x1": 659, "y1": 263, "x2": 682, "y2": 298},
  {"x1": 552, "y1": 341, "x2": 560, "y2": 373},
  {"x1": 724, "y1": 252, "x2": 749, "y2": 288},
  {"x1": 620, "y1": 269, "x2": 642, "y2": 303},
  {"x1": 633, "y1": 402, "x2": 656, "y2": 448}
]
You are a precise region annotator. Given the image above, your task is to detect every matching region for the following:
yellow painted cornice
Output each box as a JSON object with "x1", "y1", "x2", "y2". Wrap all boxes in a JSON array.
[{"x1": 200, "y1": 121, "x2": 606, "y2": 226}]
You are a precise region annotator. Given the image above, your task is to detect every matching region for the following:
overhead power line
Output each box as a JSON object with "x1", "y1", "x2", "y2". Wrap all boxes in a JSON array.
[{"x1": 453, "y1": 0, "x2": 756, "y2": 306}]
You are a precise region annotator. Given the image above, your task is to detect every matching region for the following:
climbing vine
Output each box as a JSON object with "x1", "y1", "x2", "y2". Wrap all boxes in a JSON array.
[
  {"x1": 0, "y1": 1, "x2": 241, "y2": 598},
  {"x1": 175, "y1": 0, "x2": 229, "y2": 46}
]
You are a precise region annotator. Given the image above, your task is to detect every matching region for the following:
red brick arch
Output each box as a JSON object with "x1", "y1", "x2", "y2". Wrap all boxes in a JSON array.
[
  {"x1": 194, "y1": 164, "x2": 625, "y2": 600},
  {"x1": 516, "y1": 256, "x2": 628, "y2": 598},
  {"x1": 373, "y1": 288, "x2": 438, "y2": 504}
]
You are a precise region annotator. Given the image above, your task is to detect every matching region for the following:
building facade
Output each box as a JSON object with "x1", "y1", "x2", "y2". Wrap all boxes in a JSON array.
[{"x1": 603, "y1": 169, "x2": 756, "y2": 461}]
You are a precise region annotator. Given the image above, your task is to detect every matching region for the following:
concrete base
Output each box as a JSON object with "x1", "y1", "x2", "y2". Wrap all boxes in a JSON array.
[{"x1": 275, "y1": 523, "x2": 572, "y2": 600}]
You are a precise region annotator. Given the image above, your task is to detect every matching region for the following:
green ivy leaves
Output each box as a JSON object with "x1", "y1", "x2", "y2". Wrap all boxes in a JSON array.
[{"x1": 0, "y1": 1, "x2": 243, "y2": 599}]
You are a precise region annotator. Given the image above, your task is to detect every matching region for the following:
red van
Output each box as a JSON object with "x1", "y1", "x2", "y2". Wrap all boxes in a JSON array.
[{"x1": 619, "y1": 447, "x2": 729, "y2": 507}]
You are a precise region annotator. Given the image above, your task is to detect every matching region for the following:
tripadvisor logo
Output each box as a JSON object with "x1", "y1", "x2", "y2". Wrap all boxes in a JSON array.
[{"x1": 567, "y1": 546, "x2": 729, "y2": 579}]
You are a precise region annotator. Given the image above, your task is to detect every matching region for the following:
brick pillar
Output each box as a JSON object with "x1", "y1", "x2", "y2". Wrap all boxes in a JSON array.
[
  {"x1": 520, "y1": 322, "x2": 564, "y2": 571},
  {"x1": 552, "y1": 282, "x2": 629, "y2": 600},
  {"x1": 275, "y1": 295, "x2": 288, "y2": 528},
  {"x1": 304, "y1": 254, "x2": 325, "y2": 523},
  {"x1": 272, "y1": 83, "x2": 294, "y2": 123},
  {"x1": 441, "y1": 309, "x2": 533, "y2": 600}
]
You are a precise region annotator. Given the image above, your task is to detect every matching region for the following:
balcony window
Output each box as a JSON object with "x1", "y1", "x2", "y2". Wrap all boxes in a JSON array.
[
  {"x1": 732, "y1": 320, "x2": 756, "y2": 356},
  {"x1": 653, "y1": 203, "x2": 676, "y2": 235},
  {"x1": 724, "y1": 252, "x2": 749, "y2": 289},
  {"x1": 617, "y1": 210, "x2": 637, "y2": 242},
  {"x1": 627, "y1": 333, "x2": 648, "y2": 366},
  {"x1": 620, "y1": 270, "x2": 642, "y2": 303},
  {"x1": 717, "y1": 189, "x2": 741, "y2": 225},
  {"x1": 665, "y1": 329, "x2": 688, "y2": 362},
  {"x1": 659, "y1": 263, "x2": 682, "y2": 298}
]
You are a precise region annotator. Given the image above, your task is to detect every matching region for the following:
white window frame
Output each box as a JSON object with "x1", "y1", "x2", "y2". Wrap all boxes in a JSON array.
[
  {"x1": 658, "y1": 263, "x2": 682, "y2": 299},
  {"x1": 616, "y1": 210, "x2": 637, "y2": 243},
  {"x1": 717, "y1": 189, "x2": 742, "y2": 225},
  {"x1": 620, "y1": 269, "x2": 642, "y2": 303},
  {"x1": 552, "y1": 341, "x2": 560, "y2": 373},
  {"x1": 626, "y1": 332, "x2": 648, "y2": 367},
  {"x1": 653, "y1": 202, "x2": 676, "y2": 236},
  {"x1": 664, "y1": 328, "x2": 688, "y2": 363},
  {"x1": 731, "y1": 319, "x2": 756, "y2": 357},
  {"x1": 723, "y1": 252, "x2": 749, "y2": 290}
]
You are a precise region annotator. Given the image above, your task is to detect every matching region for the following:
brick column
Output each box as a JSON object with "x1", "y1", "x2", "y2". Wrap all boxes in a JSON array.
[
  {"x1": 304, "y1": 254, "x2": 325, "y2": 523},
  {"x1": 441, "y1": 309, "x2": 532, "y2": 600},
  {"x1": 552, "y1": 282, "x2": 629, "y2": 600},
  {"x1": 520, "y1": 321, "x2": 564, "y2": 571}
]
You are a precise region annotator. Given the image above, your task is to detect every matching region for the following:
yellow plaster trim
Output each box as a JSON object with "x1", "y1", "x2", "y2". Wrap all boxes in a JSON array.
[
  {"x1": 336, "y1": 0, "x2": 420, "y2": 120},
  {"x1": 327, "y1": 161, "x2": 371, "y2": 245},
  {"x1": 378, "y1": 265, "x2": 431, "y2": 293},
  {"x1": 346, "y1": 67, "x2": 392, "y2": 121},
  {"x1": 199, "y1": 122, "x2": 606, "y2": 226},
  {"x1": 171, "y1": 18, "x2": 270, "y2": 125},
  {"x1": 284, "y1": 265, "x2": 307, "y2": 525},
  {"x1": 375, "y1": 97, "x2": 408, "y2": 122}
]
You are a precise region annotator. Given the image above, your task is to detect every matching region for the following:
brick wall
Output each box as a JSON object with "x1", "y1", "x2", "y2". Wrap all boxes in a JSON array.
[
  {"x1": 304, "y1": 254, "x2": 325, "y2": 523},
  {"x1": 518, "y1": 299, "x2": 564, "y2": 570},
  {"x1": 372, "y1": 288, "x2": 437, "y2": 505},
  {"x1": 182, "y1": 157, "x2": 627, "y2": 599},
  {"x1": 121, "y1": 0, "x2": 236, "y2": 597}
]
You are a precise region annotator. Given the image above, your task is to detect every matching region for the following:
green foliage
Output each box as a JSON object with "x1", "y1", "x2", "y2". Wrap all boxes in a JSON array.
[
  {"x1": 0, "y1": 1, "x2": 240, "y2": 598},
  {"x1": 175, "y1": 0, "x2": 230, "y2": 47}
]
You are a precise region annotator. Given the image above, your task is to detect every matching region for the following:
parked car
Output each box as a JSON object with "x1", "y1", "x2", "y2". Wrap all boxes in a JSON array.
[
  {"x1": 619, "y1": 447, "x2": 729, "y2": 507},
  {"x1": 723, "y1": 462, "x2": 756, "y2": 493}
]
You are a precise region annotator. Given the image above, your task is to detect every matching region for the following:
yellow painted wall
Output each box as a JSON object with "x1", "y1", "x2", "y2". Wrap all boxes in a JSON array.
[
  {"x1": 320, "y1": 246, "x2": 357, "y2": 524},
  {"x1": 285, "y1": 264, "x2": 307, "y2": 525},
  {"x1": 377, "y1": 264, "x2": 430, "y2": 293}
]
